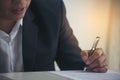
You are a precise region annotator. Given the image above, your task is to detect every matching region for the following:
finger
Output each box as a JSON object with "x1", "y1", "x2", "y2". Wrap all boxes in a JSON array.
[
  {"x1": 94, "y1": 48, "x2": 104, "y2": 55},
  {"x1": 86, "y1": 48, "x2": 104, "y2": 65},
  {"x1": 81, "y1": 50, "x2": 89, "y2": 62},
  {"x1": 87, "y1": 54, "x2": 106, "y2": 70},
  {"x1": 92, "y1": 67, "x2": 108, "y2": 73}
]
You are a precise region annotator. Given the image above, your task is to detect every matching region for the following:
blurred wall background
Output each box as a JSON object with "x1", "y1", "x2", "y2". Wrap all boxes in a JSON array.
[{"x1": 63, "y1": 0, "x2": 120, "y2": 71}]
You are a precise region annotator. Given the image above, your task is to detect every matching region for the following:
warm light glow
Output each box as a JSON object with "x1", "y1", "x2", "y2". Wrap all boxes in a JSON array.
[
  {"x1": 64, "y1": 0, "x2": 110, "y2": 49},
  {"x1": 64, "y1": 0, "x2": 120, "y2": 71}
]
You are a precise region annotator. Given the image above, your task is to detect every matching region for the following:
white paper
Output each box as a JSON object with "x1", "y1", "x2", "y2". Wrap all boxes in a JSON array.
[{"x1": 51, "y1": 70, "x2": 120, "y2": 80}]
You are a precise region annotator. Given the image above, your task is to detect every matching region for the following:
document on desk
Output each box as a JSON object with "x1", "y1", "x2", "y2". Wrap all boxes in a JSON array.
[
  {"x1": 0, "y1": 75, "x2": 13, "y2": 80},
  {"x1": 0, "y1": 72, "x2": 73, "y2": 80},
  {"x1": 51, "y1": 70, "x2": 120, "y2": 80}
]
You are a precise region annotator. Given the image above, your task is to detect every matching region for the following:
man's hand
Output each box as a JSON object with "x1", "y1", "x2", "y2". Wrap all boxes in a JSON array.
[{"x1": 81, "y1": 48, "x2": 108, "y2": 73}]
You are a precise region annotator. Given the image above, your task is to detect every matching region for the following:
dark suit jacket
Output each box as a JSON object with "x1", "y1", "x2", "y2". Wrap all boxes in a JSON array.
[{"x1": 22, "y1": 0, "x2": 85, "y2": 72}]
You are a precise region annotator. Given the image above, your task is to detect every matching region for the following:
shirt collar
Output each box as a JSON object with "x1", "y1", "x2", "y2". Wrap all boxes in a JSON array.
[
  {"x1": 20, "y1": 19, "x2": 23, "y2": 26},
  {"x1": 0, "y1": 19, "x2": 23, "y2": 41},
  {"x1": 9, "y1": 18, "x2": 23, "y2": 40}
]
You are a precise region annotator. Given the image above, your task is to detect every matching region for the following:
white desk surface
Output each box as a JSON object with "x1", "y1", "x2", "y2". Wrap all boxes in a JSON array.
[{"x1": 0, "y1": 70, "x2": 120, "y2": 80}]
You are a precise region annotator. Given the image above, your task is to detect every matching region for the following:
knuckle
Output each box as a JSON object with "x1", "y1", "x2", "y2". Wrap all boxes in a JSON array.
[
  {"x1": 98, "y1": 59, "x2": 101, "y2": 65},
  {"x1": 95, "y1": 48, "x2": 104, "y2": 56},
  {"x1": 81, "y1": 50, "x2": 87, "y2": 56},
  {"x1": 99, "y1": 63, "x2": 103, "y2": 67},
  {"x1": 95, "y1": 52, "x2": 100, "y2": 57},
  {"x1": 97, "y1": 58, "x2": 104, "y2": 67}
]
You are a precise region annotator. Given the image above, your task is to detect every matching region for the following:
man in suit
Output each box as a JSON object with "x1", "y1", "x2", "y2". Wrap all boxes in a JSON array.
[{"x1": 0, "y1": 0, "x2": 107, "y2": 73}]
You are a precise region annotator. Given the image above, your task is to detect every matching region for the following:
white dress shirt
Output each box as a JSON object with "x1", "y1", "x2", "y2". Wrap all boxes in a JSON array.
[{"x1": 0, "y1": 19, "x2": 23, "y2": 73}]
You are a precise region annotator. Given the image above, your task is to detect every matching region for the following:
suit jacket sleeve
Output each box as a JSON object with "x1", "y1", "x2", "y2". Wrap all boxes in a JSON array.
[{"x1": 55, "y1": 1, "x2": 86, "y2": 70}]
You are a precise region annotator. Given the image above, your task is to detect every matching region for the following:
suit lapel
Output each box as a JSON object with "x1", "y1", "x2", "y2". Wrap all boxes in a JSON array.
[{"x1": 22, "y1": 9, "x2": 38, "y2": 71}]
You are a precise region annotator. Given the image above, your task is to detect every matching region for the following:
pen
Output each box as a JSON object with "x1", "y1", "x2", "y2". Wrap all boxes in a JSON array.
[
  {"x1": 84, "y1": 36, "x2": 100, "y2": 71},
  {"x1": 88, "y1": 36, "x2": 100, "y2": 57}
]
